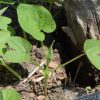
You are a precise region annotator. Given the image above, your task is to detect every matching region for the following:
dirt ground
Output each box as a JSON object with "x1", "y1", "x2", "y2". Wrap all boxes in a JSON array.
[{"x1": 0, "y1": 1, "x2": 100, "y2": 100}]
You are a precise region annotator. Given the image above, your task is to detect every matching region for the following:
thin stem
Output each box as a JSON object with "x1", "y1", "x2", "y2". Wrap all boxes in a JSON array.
[
  {"x1": 0, "y1": 1, "x2": 14, "y2": 5},
  {"x1": 51, "y1": 53, "x2": 85, "y2": 72},
  {"x1": 44, "y1": 65, "x2": 49, "y2": 98},
  {"x1": 1, "y1": 61, "x2": 21, "y2": 80},
  {"x1": 21, "y1": 59, "x2": 46, "y2": 84},
  {"x1": 61, "y1": 53, "x2": 85, "y2": 67},
  {"x1": 44, "y1": 72, "x2": 49, "y2": 97},
  {"x1": 73, "y1": 62, "x2": 82, "y2": 85}
]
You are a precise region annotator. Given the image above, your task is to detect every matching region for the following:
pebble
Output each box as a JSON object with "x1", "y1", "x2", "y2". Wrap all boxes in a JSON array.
[
  {"x1": 49, "y1": 61, "x2": 58, "y2": 68},
  {"x1": 37, "y1": 95, "x2": 45, "y2": 100},
  {"x1": 29, "y1": 93, "x2": 35, "y2": 98}
]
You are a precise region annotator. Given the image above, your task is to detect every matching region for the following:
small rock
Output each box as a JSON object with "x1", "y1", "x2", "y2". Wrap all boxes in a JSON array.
[
  {"x1": 53, "y1": 49, "x2": 58, "y2": 53},
  {"x1": 47, "y1": 78, "x2": 52, "y2": 84},
  {"x1": 0, "y1": 87, "x2": 2, "y2": 89},
  {"x1": 37, "y1": 95, "x2": 45, "y2": 100},
  {"x1": 56, "y1": 69, "x2": 67, "y2": 80},
  {"x1": 94, "y1": 85, "x2": 100, "y2": 91},
  {"x1": 48, "y1": 90, "x2": 51, "y2": 94},
  {"x1": 49, "y1": 61, "x2": 58, "y2": 68},
  {"x1": 35, "y1": 49, "x2": 42, "y2": 59},
  {"x1": 29, "y1": 93, "x2": 35, "y2": 98},
  {"x1": 57, "y1": 80, "x2": 61, "y2": 85}
]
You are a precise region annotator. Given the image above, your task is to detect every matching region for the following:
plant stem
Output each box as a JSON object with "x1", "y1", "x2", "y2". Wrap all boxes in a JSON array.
[
  {"x1": 0, "y1": 1, "x2": 14, "y2": 4},
  {"x1": 1, "y1": 61, "x2": 21, "y2": 80},
  {"x1": 44, "y1": 72, "x2": 49, "y2": 97},
  {"x1": 73, "y1": 62, "x2": 82, "y2": 85},
  {"x1": 44, "y1": 65, "x2": 49, "y2": 97},
  {"x1": 61, "y1": 53, "x2": 85, "y2": 67},
  {"x1": 52, "y1": 53, "x2": 85, "y2": 72}
]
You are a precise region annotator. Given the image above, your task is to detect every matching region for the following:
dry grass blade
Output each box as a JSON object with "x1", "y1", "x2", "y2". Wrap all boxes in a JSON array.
[{"x1": 22, "y1": 59, "x2": 46, "y2": 83}]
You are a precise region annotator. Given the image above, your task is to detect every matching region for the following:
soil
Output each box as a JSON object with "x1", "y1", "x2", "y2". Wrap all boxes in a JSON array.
[
  {"x1": 0, "y1": 1, "x2": 100, "y2": 100},
  {"x1": 0, "y1": 43, "x2": 69, "y2": 100}
]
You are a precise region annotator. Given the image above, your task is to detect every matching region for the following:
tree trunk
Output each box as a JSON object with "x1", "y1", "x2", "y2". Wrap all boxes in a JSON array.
[{"x1": 64, "y1": 0, "x2": 100, "y2": 49}]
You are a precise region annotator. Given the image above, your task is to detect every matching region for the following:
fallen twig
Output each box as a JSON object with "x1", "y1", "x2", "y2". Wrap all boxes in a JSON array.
[{"x1": 21, "y1": 59, "x2": 46, "y2": 83}]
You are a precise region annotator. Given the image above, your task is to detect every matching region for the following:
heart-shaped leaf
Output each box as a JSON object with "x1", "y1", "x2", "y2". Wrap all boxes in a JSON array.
[
  {"x1": 4, "y1": 51, "x2": 30, "y2": 63},
  {"x1": 0, "y1": 30, "x2": 10, "y2": 57},
  {"x1": 0, "y1": 30, "x2": 10, "y2": 44},
  {"x1": 3, "y1": 36, "x2": 32, "y2": 63},
  {"x1": 0, "y1": 16, "x2": 11, "y2": 29},
  {"x1": 84, "y1": 39, "x2": 100, "y2": 70},
  {"x1": 17, "y1": 3, "x2": 56, "y2": 41},
  {"x1": 35, "y1": 5, "x2": 56, "y2": 33},
  {"x1": 0, "y1": 89, "x2": 20, "y2": 100},
  {"x1": 7, "y1": 36, "x2": 32, "y2": 52}
]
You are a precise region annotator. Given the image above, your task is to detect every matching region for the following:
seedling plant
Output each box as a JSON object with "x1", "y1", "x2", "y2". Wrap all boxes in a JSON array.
[
  {"x1": 0, "y1": 7, "x2": 32, "y2": 79},
  {"x1": 16, "y1": 3, "x2": 100, "y2": 98},
  {"x1": 0, "y1": 0, "x2": 100, "y2": 100}
]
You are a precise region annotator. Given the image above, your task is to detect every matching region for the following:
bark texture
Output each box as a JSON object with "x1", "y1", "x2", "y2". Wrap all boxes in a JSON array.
[{"x1": 64, "y1": 0, "x2": 100, "y2": 48}]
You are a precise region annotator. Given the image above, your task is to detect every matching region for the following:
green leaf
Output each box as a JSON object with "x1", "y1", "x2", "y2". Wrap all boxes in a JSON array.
[
  {"x1": 0, "y1": 7, "x2": 8, "y2": 15},
  {"x1": 0, "y1": 30, "x2": 10, "y2": 44},
  {"x1": 47, "y1": 41, "x2": 54, "y2": 64},
  {"x1": 7, "y1": 36, "x2": 32, "y2": 52},
  {"x1": 35, "y1": 5, "x2": 56, "y2": 33},
  {"x1": 3, "y1": 36, "x2": 32, "y2": 63},
  {"x1": 4, "y1": 51, "x2": 30, "y2": 63},
  {"x1": 0, "y1": 89, "x2": 20, "y2": 100},
  {"x1": 17, "y1": 4, "x2": 44, "y2": 41},
  {"x1": 0, "y1": 29, "x2": 12, "y2": 57},
  {"x1": 17, "y1": 4, "x2": 56, "y2": 41},
  {"x1": 84, "y1": 39, "x2": 100, "y2": 70},
  {"x1": 0, "y1": 16, "x2": 11, "y2": 29},
  {"x1": 7, "y1": 25, "x2": 16, "y2": 35}
]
